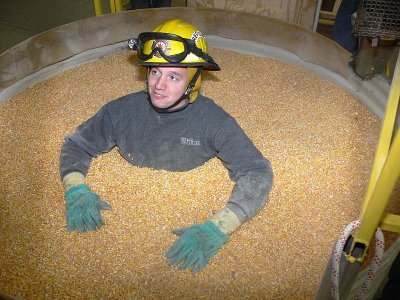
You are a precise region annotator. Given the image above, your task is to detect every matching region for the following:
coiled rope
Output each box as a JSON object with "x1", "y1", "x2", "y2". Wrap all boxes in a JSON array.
[{"x1": 331, "y1": 220, "x2": 385, "y2": 300}]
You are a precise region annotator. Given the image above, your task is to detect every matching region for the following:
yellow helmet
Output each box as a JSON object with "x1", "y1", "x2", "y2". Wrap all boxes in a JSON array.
[
  {"x1": 134, "y1": 19, "x2": 220, "y2": 70},
  {"x1": 128, "y1": 19, "x2": 220, "y2": 109}
]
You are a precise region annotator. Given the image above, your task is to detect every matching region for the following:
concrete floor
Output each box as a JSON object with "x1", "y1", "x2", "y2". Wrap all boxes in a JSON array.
[{"x1": 0, "y1": 0, "x2": 187, "y2": 54}]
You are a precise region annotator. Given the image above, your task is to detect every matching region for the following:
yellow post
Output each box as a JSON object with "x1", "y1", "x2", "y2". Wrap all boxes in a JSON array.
[
  {"x1": 110, "y1": 0, "x2": 116, "y2": 13},
  {"x1": 94, "y1": 0, "x2": 123, "y2": 16},
  {"x1": 348, "y1": 130, "x2": 400, "y2": 262},
  {"x1": 94, "y1": 0, "x2": 103, "y2": 16},
  {"x1": 360, "y1": 52, "x2": 400, "y2": 218},
  {"x1": 114, "y1": 0, "x2": 123, "y2": 12}
]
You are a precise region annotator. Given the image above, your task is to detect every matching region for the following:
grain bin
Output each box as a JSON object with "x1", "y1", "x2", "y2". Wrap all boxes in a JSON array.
[{"x1": 0, "y1": 7, "x2": 398, "y2": 300}]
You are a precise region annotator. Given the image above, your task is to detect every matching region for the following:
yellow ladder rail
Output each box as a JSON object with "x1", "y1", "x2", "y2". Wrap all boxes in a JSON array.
[
  {"x1": 381, "y1": 213, "x2": 400, "y2": 233},
  {"x1": 347, "y1": 130, "x2": 400, "y2": 262},
  {"x1": 347, "y1": 51, "x2": 400, "y2": 263},
  {"x1": 361, "y1": 53, "x2": 400, "y2": 218}
]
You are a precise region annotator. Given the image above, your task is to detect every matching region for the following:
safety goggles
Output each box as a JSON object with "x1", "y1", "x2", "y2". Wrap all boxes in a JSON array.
[{"x1": 128, "y1": 32, "x2": 220, "y2": 69}]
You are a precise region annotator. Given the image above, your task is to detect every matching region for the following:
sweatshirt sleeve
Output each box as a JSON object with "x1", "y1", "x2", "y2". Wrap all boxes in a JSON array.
[
  {"x1": 214, "y1": 116, "x2": 274, "y2": 224},
  {"x1": 60, "y1": 104, "x2": 117, "y2": 179}
]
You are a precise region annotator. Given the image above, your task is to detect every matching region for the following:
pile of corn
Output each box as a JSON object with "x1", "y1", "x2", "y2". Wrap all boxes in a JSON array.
[{"x1": 0, "y1": 48, "x2": 398, "y2": 299}]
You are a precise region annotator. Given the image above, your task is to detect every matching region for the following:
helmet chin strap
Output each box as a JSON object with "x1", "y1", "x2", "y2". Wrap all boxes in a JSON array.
[{"x1": 147, "y1": 67, "x2": 202, "y2": 113}]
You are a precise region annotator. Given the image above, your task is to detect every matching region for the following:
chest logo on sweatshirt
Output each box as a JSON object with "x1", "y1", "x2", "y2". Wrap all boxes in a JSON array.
[{"x1": 180, "y1": 137, "x2": 200, "y2": 146}]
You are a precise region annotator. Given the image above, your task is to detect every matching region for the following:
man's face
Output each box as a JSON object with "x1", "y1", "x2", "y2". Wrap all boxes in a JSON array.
[{"x1": 148, "y1": 66, "x2": 188, "y2": 110}]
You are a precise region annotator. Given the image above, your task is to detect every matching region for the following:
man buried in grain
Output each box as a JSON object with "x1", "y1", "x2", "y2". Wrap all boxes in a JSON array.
[{"x1": 60, "y1": 19, "x2": 273, "y2": 273}]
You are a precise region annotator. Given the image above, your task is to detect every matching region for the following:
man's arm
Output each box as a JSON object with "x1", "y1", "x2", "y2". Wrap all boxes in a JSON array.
[
  {"x1": 60, "y1": 104, "x2": 117, "y2": 179},
  {"x1": 213, "y1": 116, "x2": 274, "y2": 231},
  {"x1": 60, "y1": 104, "x2": 117, "y2": 232},
  {"x1": 167, "y1": 113, "x2": 273, "y2": 273}
]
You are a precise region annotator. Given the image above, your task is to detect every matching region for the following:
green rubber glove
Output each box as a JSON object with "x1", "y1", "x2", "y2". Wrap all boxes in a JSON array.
[
  {"x1": 166, "y1": 221, "x2": 228, "y2": 273},
  {"x1": 65, "y1": 183, "x2": 112, "y2": 232}
]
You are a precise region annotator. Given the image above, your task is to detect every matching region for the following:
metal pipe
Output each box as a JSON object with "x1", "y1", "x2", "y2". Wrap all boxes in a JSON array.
[{"x1": 313, "y1": 0, "x2": 324, "y2": 32}]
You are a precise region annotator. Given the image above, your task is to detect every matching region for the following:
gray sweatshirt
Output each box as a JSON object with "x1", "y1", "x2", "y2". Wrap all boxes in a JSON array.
[{"x1": 60, "y1": 91, "x2": 273, "y2": 223}]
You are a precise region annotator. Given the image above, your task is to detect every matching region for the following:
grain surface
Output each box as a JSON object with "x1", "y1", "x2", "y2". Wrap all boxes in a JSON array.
[{"x1": 0, "y1": 48, "x2": 398, "y2": 299}]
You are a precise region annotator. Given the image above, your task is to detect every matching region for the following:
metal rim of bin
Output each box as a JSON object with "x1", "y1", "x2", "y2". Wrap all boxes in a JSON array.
[{"x1": 0, "y1": 7, "x2": 392, "y2": 121}]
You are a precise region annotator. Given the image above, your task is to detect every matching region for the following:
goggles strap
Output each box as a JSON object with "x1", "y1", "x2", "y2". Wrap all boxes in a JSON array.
[{"x1": 189, "y1": 46, "x2": 218, "y2": 66}]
